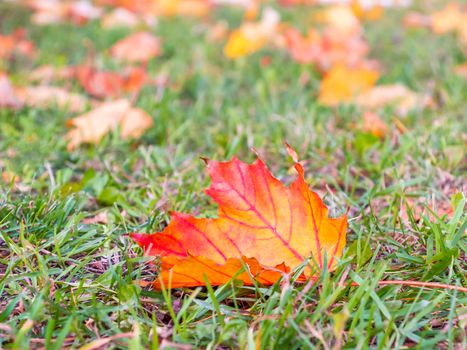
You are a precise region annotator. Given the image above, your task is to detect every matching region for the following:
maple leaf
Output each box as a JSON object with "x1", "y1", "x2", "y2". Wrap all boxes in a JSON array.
[
  {"x1": 65, "y1": 99, "x2": 153, "y2": 150},
  {"x1": 131, "y1": 148, "x2": 347, "y2": 289}
]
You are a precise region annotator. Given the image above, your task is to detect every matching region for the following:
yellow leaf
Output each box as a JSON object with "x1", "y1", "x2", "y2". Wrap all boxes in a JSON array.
[{"x1": 318, "y1": 65, "x2": 379, "y2": 106}]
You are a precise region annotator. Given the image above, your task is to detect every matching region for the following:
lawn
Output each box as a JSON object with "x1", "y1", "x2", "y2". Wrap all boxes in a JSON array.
[{"x1": 0, "y1": 0, "x2": 466, "y2": 349}]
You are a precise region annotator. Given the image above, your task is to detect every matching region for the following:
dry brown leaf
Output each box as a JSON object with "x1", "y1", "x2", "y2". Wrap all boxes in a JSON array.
[
  {"x1": 65, "y1": 99, "x2": 152, "y2": 150},
  {"x1": 15, "y1": 86, "x2": 88, "y2": 112},
  {"x1": 82, "y1": 211, "x2": 109, "y2": 224},
  {"x1": 355, "y1": 84, "x2": 428, "y2": 115},
  {"x1": 110, "y1": 32, "x2": 161, "y2": 63}
]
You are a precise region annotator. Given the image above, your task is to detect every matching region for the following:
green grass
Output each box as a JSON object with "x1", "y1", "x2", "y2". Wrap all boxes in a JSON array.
[{"x1": 0, "y1": 1, "x2": 466, "y2": 349}]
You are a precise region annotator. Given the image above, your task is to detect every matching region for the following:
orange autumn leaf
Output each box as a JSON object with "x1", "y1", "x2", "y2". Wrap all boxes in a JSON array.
[
  {"x1": 362, "y1": 111, "x2": 388, "y2": 138},
  {"x1": 284, "y1": 28, "x2": 322, "y2": 64},
  {"x1": 315, "y1": 5, "x2": 362, "y2": 37},
  {"x1": 110, "y1": 32, "x2": 161, "y2": 63},
  {"x1": 0, "y1": 29, "x2": 35, "y2": 60},
  {"x1": 430, "y1": 3, "x2": 465, "y2": 35},
  {"x1": 454, "y1": 63, "x2": 467, "y2": 78},
  {"x1": 75, "y1": 65, "x2": 147, "y2": 99},
  {"x1": 65, "y1": 99, "x2": 153, "y2": 150},
  {"x1": 131, "y1": 148, "x2": 347, "y2": 289},
  {"x1": 318, "y1": 65, "x2": 379, "y2": 106},
  {"x1": 284, "y1": 27, "x2": 370, "y2": 70},
  {"x1": 350, "y1": 1, "x2": 383, "y2": 21},
  {"x1": 149, "y1": 0, "x2": 211, "y2": 17},
  {"x1": 224, "y1": 7, "x2": 280, "y2": 59}
]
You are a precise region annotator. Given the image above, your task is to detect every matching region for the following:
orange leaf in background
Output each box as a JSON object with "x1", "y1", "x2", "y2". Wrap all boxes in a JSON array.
[
  {"x1": 110, "y1": 32, "x2": 161, "y2": 63},
  {"x1": 224, "y1": 7, "x2": 280, "y2": 59},
  {"x1": 150, "y1": 0, "x2": 211, "y2": 17},
  {"x1": 75, "y1": 65, "x2": 147, "y2": 99},
  {"x1": 350, "y1": 1, "x2": 383, "y2": 21},
  {"x1": 131, "y1": 148, "x2": 347, "y2": 289},
  {"x1": 0, "y1": 29, "x2": 35, "y2": 60},
  {"x1": 362, "y1": 111, "x2": 388, "y2": 138},
  {"x1": 284, "y1": 27, "x2": 370, "y2": 70},
  {"x1": 430, "y1": 3, "x2": 465, "y2": 35},
  {"x1": 318, "y1": 65, "x2": 379, "y2": 106},
  {"x1": 65, "y1": 99, "x2": 153, "y2": 150},
  {"x1": 454, "y1": 63, "x2": 467, "y2": 78},
  {"x1": 313, "y1": 5, "x2": 362, "y2": 37},
  {"x1": 284, "y1": 28, "x2": 322, "y2": 64}
]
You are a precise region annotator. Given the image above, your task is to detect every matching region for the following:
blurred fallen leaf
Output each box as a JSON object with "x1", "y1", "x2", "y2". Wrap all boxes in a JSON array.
[
  {"x1": 362, "y1": 111, "x2": 388, "y2": 138},
  {"x1": 355, "y1": 83, "x2": 429, "y2": 115},
  {"x1": 350, "y1": 1, "x2": 383, "y2": 21},
  {"x1": 110, "y1": 32, "x2": 161, "y2": 63},
  {"x1": 1, "y1": 171, "x2": 20, "y2": 184},
  {"x1": 28, "y1": 0, "x2": 103, "y2": 25},
  {"x1": 284, "y1": 28, "x2": 322, "y2": 64},
  {"x1": 0, "y1": 74, "x2": 22, "y2": 109},
  {"x1": 454, "y1": 63, "x2": 467, "y2": 78},
  {"x1": 151, "y1": 0, "x2": 211, "y2": 17},
  {"x1": 284, "y1": 26, "x2": 370, "y2": 70},
  {"x1": 15, "y1": 86, "x2": 88, "y2": 112},
  {"x1": 82, "y1": 211, "x2": 109, "y2": 224},
  {"x1": 69, "y1": 0, "x2": 104, "y2": 25},
  {"x1": 101, "y1": 7, "x2": 156, "y2": 29},
  {"x1": 29, "y1": 65, "x2": 75, "y2": 83},
  {"x1": 316, "y1": 4, "x2": 362, "y2": 37},
  {"x1": 403, "y1": 12, "x2": 431, "y2": 29},
  {"x1": 0, "y1": 29, "x2": 35, "y2": 60},
  {"x1": 318, "y1": 65, "x2": 379, "y2": 106},
  {"x1": 207, "y1": 20, "x2": 229, "y2": 42},
  {"x1": 65, "y1": 99, "x2": 153, "y2": 150},
  {"x1": 75, "y1": 65, "x2": 147, "y2": 98},
  {"x1": 224, "y1": 7, "x2": 280, "y2": 59},
  {"x1": 431, "y1": 3, "x2": 465, "y2": 35}
]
